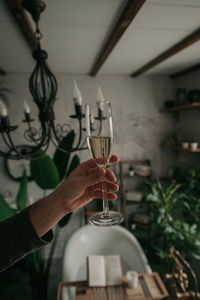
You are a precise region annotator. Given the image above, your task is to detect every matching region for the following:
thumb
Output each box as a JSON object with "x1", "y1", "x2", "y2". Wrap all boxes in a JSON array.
[{"x1": 82, "y1": 168, "x2": 106, "y2": 187}]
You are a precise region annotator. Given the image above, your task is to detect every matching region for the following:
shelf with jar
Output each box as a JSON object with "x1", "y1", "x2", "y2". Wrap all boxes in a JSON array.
[
  {"x1": 173, "y1": 144, "x2": 200, "y2": 152},
  {"x1": 161, "y1": 102, "x2": 200, "y2": 113},
  {"x1": 161, "y1": 88, "x2": 200, "y2": 113},
  {"x1": 161, "y1": 131, "x2": 200, "y2": 153}
]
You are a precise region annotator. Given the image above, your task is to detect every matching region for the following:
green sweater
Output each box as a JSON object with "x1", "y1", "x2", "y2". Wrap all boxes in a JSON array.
[{"x1": 0, "y1": 207, "x2": 53, "y2": 272}]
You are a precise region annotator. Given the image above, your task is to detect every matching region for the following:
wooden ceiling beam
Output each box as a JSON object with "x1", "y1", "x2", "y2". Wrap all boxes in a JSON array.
[
  {"x1": 0, "y1": 68, "x2": 6, "y2": 76},
  {"x1": 89, "y1": 0, "x2": 146, "y2": 77},
  {"x1": 170, "y1": 62, "x2": 200, "y2": 79},
  {"x1": 4, "y1": 0, "x2": 38, "y2": 51},
  {"x1": 131, "y1": 28, "x2": 200, "y2": 77}
]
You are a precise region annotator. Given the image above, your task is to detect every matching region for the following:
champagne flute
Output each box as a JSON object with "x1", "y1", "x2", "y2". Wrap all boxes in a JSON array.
[{"x1": 85, "y1": 101, "x2": 124, "y2": 226}]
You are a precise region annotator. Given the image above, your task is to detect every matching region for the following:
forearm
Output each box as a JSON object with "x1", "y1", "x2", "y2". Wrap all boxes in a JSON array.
[
  {"x1": 0, "y1": 208, "x2": 53, "y2": 272},
  {"x1": 29, "y1": 192, "x2": 67, "y2": 238}
]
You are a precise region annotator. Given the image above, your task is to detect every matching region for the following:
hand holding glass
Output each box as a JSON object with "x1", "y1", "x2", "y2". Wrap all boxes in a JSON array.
[{"x1": 85, "y1": 101, "x2": 124, "y2": 226}]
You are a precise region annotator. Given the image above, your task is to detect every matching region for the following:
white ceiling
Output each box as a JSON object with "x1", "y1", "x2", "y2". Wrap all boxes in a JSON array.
[{"x1": 0, "y1": 0, "x2": 200, "y2": 76}]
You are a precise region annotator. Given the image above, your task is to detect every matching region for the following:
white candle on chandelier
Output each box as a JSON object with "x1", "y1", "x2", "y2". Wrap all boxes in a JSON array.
[
  {"x1": 73, "y1": 80, "x2": 82, "y2": 106},
  {"x1": 0, "y1": 99, "x2": 8, "y2": 117},
  {"x1": 96, "y1": 86, "x2": 105, "y2": 111},
  {"x1": 90, "y1": 112, "x2": 94, "y2": 124},
  {"x1": 24, "y1": 100, "x2": 31, "y2": 114}
]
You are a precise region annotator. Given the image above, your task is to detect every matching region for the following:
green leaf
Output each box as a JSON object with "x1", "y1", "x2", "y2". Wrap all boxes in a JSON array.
[
  {"x1": 154, "y1": 246, "x2": 167, "y2": 259},
  {"x1": 16, "y1": 169, "x2": 27, "y2": 211},
  {"x1": 66, "y1": 154, "x2": 80, "y2": 178},
  {"x1": 191, "y1": 253, "x2": 200, "y2": 260},
  {"x1": 58, "y1": 213, "x2": 72, "y2": 227},
  {"x1": 0, "y1": 194, "x2": 16, "y2": 221},
  {"x1": 53, "y1": 130, "x2": 75, "y2": 180},
  {"x1": 30, "y1": 150, "x2": 60, "y2": 190}
]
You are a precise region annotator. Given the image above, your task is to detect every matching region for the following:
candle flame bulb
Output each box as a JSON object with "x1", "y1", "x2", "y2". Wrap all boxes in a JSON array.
[
  {"x1": 24, "y1": 100, "x2": 31, "y2": 114},
  {"x1": 73, "y1": 80, "x2": 82, "y2": 105},
  {"x1": 0, "y1": 99, "x2": 8, "y2": 117},
  {"x1": 96, "y1": 86, "x2": 105, "y2": 111}
]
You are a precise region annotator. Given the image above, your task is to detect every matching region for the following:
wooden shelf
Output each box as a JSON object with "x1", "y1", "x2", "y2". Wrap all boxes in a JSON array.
[
  {"x1": 119, "y1": 160, "x2": 151, "y2": 230},
  {"x1": 160, "y1": 102, "x2": 200, "y2": 113},
  {"x1": 172, "y1": 146, "x2": 200, "y2": 152}
]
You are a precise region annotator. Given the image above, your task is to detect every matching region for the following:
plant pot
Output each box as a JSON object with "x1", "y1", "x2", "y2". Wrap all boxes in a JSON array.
[
  {"x1": 190, "y1": 142, "x2": 198, "y2": 150},
  {"x1": 182, "y1": 142, "x2": 189, "y2": 149}
]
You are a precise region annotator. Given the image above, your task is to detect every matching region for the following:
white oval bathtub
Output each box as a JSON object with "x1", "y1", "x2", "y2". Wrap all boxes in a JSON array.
[{"x1": 62, "y1": 224, "x2": 152, "y2": 299}]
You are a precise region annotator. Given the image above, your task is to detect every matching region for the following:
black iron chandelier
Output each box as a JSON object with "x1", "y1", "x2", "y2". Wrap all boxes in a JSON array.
[{"x1": 0, "y1": 0, "x2": 89, "y2": 160}]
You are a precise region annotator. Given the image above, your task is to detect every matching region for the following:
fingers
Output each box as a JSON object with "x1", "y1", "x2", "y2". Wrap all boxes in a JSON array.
[
  {"x1": 81, "y1": 165, "x2": 117, "y2": 188},
  {"x1": 109, "y1": 155, "x2": 119, "y2": 164},
  {"x1": 87, "y1": 186, "x2": 117, "y2": 201},
  {"x1": 95, "y1": 181, "x2": 118, "y2": 192},
  {"x1": 80, "y1": 168, "x2": 106, "y2": 188},
  {"x1": 95, "y1": 190, "x2": 117, "y2": 201},
  {"x1": 95, "y1": 155, "x2": 118, "y2": 166},
  {"x1": 87, "y1": 179, "x2": 118, "y2": 201},
  {"x1": 83, "y1": 155, "x2": 119, "y2": 169},
  {"x1": 105, "y1": 168, "x2": 117, "y2": 182}
]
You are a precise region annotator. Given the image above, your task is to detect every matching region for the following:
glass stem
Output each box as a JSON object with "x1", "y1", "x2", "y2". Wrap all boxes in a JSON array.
[
  {"x1": 102, "y1": 179, "x2": 110, "y2": 216},
  {"x1": 103, "y1": 200, "x2": 110, "y2": 216}
]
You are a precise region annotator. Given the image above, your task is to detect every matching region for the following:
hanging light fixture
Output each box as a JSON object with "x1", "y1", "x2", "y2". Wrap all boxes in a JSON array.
[{"x1": 0, "y1": 0, "x2": 87, "y2": 160}]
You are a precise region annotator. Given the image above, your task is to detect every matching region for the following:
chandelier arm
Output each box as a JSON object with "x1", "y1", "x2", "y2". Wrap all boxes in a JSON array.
[
  {"x1": 29, "y1": 63, "x2": 43, "y2": 109},
  {"x1": 6, "y1": 131, "x2": 29, "y2": 158},
  {"x1": 49, "y1": 119, "x2": 77, "y2": 153},
  {"x1": 0, "y1": 148, "x2": 21, "y2": 159},
  {"x1": 46, "y1": 68, "x2": 57, "y2": 109},
  {"x1": 40, "y1": 62, "x2": 47, "y2": 101},
  {"x1": 0, "y1": 128, "x2": 50, "y2": 160},
  {"x1": 72, "y1": 118, "x2": 83, "y2": 151},
  {"x1": 32, "y1": 121, "x2": 51, "y2": 148},
  {"x1": 50, "y1": 119, "x2": 67, "y2": 149},
  {"x1": 25, "y1": 121, "x2": 46, "y2": 144},
  {"x1": 5, "y1": 132, "x2": 23, "y2": 155},
  {"x1": 51, "y1": 117, "x2": 88, "y2": 152},
  {"x1": 1, "y1": 131, "x2": 15, "y2": 151},
  {"x1": 6, "y1": 121, "x2": 50, "y2": 159}
]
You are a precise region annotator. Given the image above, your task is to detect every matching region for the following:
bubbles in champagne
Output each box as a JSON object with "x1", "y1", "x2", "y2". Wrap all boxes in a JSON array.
[{"x1": 87, "y1": 136, "x2": 112, "y2": 167}]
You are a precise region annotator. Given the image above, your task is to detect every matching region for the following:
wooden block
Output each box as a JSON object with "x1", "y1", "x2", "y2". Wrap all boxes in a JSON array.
[
  {"x1": 144, "y1": 275, "x2": 161, "y2": 298},
  {"x1": 124, "y1": 273, "x2": 168, "y2": 300},
  {"x1": 142, "y1": 273, "x2": 169, "y2": 299},
  {"x1": 126, "y1": 284, "x2": 144, "y2": 297}
]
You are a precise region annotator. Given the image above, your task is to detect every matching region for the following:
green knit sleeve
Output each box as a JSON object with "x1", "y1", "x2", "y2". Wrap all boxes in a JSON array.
[{"x1": 0, "y1": 207, "x2": 53, "y2": 272}]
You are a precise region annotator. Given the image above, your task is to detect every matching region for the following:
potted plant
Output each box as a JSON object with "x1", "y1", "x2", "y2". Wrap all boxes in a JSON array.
[
  {"x1": 173, "y1": 167, "x2": 200, "y2": 226},
  {"x1": 140, "y1": 179, "x2": 200, "y2": 275},
  {"x1": 161, "y1": 132, "x2": 182, "y2": 148},
  {"x1": 181, "y1": 141, "x2": 189, "y2": 149},
  {"x1": 190, "y1": 140, "x2": 198, "y2": 150}
]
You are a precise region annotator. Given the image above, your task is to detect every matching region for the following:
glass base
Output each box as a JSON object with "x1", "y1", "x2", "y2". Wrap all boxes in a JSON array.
[{"x1": 89, "y1": 211, "x2": 124, "y2": 227}]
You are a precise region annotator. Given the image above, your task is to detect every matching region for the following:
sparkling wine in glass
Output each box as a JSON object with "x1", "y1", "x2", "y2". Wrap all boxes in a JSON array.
[{"x1": 85, "y1": 101, "x2": 124, "y2": 226}]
